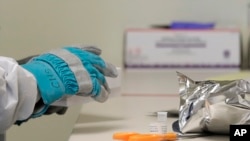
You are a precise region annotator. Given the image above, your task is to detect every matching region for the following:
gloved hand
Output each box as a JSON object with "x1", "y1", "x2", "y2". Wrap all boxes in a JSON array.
[
  {"x1": 21, "y1": 46, "x2": 118, "y2": 118},
  {"x1": 17, "y1": 55, "x2": 68, "y2": 116}
]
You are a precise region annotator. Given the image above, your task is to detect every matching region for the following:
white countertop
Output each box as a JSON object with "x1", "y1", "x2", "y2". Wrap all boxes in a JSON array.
[
  {"x1": 68, "y1": 69, "x2": 245, "y2": 141},
  {"x1": 69, "y1": 96, "x2": 229, "y2": 141}
]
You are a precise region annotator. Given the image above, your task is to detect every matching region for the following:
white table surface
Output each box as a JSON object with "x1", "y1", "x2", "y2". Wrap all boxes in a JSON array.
[
  {"x1": 68, "y1": 69, "x2": 246, "y2": 141},
  {"x1": 68, "y1": 96, "x2": 229, "y2": 141}
]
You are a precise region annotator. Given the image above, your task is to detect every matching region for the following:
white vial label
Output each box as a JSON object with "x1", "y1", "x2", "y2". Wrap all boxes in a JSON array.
[{"x1": 149, "y1": 122, "x2": 167, "y2": 134}]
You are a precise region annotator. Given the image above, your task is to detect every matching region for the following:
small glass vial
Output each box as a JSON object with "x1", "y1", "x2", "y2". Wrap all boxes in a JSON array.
[{"x1": 149, "y1": 112, "x2": 168, "y2": 134}]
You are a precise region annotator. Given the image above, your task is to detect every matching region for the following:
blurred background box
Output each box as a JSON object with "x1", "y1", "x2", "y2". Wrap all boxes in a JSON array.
[
  {"x1": 124, "y1": 28, "x2": 241, "y2": 69},
  {"x1": 122, "y1": 28, "x2": 242, "y2": 96}
]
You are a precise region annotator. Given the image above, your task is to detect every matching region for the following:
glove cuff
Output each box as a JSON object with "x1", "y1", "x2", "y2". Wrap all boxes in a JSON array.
[{"x1": 22, "y1": 61, "x2": 65, "y2": 105}]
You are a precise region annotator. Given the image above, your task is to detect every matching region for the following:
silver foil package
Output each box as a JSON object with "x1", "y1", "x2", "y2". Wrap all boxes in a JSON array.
[{"x1": 176, "y1": 72, "x2": 250, "y2": 134}]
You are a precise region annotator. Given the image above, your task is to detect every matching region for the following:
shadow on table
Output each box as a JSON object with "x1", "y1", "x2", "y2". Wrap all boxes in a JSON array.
[
  {"x1": 72, "y1": 124, "x2": 127, "y2": 134},
  {"x1": 76, "y1": 113, "x2": 126, "y2": 123}
]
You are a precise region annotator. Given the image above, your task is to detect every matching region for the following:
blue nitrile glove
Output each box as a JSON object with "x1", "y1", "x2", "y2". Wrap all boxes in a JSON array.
[{"x1": 21, "y1": 46, "x2": 118, "y2": 117}]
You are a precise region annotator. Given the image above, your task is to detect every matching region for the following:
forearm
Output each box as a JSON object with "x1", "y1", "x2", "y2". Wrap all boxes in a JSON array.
[{"x1": 0, "y1": 56, "x2": 38, "y2": 133}]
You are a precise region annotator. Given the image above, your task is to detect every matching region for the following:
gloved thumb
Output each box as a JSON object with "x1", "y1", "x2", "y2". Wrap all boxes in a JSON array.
[
  {"x1": 81, "y1": 46, "x2": 102, "y2": 56},
  {"x1": 64, "y1": 46, "x2": 118, "y2": 78},
  {"x1": 69, "y1": 45, "x2": 102, "y2": 55}
]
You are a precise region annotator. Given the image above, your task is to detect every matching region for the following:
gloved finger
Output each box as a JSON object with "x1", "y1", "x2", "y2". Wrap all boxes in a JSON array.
[
  {"x1": 64, "y1": 47, "x2": 105, "y2": 67},
  {"x1": 87, "y1": 63, "x2": 106, "y2": 84},
  {"x1": 44, "y1": 106, "x2": 68, "y2": 115},
  {"x1": 80, "y1": 46, "x2": 102, "y2": 56},
  {"x1": 91, "y1": 85, "x2": 110, "y2": 103},
  {"x1": 56, "y1": 107, "x2": 68, "y2": 115},
  {"x1": 84, "y1": 62, "x2": 107, "y2": 94},
  {"x1": 90, "y1": 60, "x2": 118, "y2": 78},
  {"x1": 34, "y1": 98, "x2": 68, "y2": 115},
  {"x1": 91, "y1": 83, "x2": 110, "y2": 103},
  {"x1": 94, "y1": 62, "x2": 118, "y2": 78},
  {"x1": 64, "y1": 47, "x2": 118, "y2": 77},
  {"x1": 66, "y1": 45, "x2": 102, "y2": 55},
  {"x1": 90, "y1": 77, "x2": 102, "y2": 97},
  {"x1": 102, "y1": 79, "x2": 110, "y2": 94},
  {"x1": 83, "y1": 63, "x2": 113, "y2": 103},
  {"x1": 75, "y1": 62, "x2": 112, "y2": 100}
]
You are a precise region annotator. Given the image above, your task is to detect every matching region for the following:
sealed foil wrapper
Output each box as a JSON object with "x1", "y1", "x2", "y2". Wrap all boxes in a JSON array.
[{"x1": 174, "y1": 72, "x2": 250, "y2": 134}]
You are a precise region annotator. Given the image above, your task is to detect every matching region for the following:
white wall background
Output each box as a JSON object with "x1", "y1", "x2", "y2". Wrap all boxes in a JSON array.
[{"x1": 1, "y1": 0, "x2": 250, "y2": 68}]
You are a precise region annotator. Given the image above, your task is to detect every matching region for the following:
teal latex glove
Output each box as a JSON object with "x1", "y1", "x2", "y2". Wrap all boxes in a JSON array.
[{"x1": 22, "y1": 46, "x2": 118, "y2": 117}]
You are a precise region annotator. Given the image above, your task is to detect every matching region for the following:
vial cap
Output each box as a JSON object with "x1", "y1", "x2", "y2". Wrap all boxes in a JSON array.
[
  {"x1": 113, "y1": 132, "x2": 139, "y2": 140},
  {"x1": 128, "y1": 134, "x2": 163, "y2": 141},
  {"x1": 163, "y1": 132, "x2": 178, "y2": 140}
]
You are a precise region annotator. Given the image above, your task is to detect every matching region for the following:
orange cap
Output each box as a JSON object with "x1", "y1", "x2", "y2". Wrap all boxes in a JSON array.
[
  {"x1": 113, "y1": 132, "x2": 139, "y2": 141},
  {"x1": 128, "y1": 134, "x2": 163, "y2": 141},
  {"x1": 163, "y1": 132, "x2": 177, "y2": 141}
]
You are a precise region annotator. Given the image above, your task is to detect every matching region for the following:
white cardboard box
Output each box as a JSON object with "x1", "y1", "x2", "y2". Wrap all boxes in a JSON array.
[
  {"x1": 122, "y1": 28, "x2": 242, "y2": 96},
  {"x1": 124, "y1": 28, "x2": 241, "y2": 69}
]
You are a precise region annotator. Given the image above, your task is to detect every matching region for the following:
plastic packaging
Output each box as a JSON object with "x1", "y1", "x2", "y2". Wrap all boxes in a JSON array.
[
  {"x1": 174, "y1": 72, "x2": 250, "y2": 134},
  {"x1": 51, "y1": 67, "x2": 122, "y2": 107}
]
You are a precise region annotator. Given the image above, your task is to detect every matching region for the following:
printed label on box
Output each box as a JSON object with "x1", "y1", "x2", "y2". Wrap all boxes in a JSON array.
[{"x1": 125, "y1": 29, "x2": 241, "y2": 69}]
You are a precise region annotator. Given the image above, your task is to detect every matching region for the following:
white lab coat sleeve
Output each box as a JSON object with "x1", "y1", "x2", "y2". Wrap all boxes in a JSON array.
[{"x1": 0, "y1": 56, "x2": 38, "y2": 134}]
